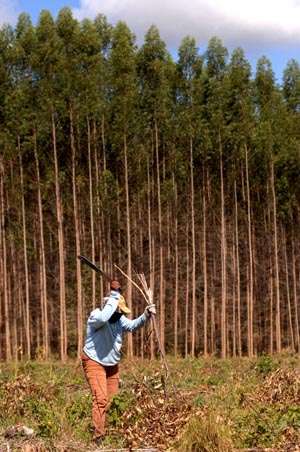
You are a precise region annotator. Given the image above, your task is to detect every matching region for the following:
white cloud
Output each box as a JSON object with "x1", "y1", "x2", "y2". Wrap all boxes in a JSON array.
[
  {"x1": 0, "y1": 0, "x2": 20, "y2": 26},
  {"x1": 73, "y1": 0, "x2": 300, "y2": 48}
]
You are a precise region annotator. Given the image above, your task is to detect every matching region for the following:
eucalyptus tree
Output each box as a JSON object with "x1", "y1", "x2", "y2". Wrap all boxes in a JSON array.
[
  {"x1": 0, "y1": 24, "x2": 17, "y2": 360},
  {"x1": 35, "y1": 10, "x2": 68, "y2": 360},
  {"x1": 255, "y1": 56, "x2": 288, "y2": 354},
  {"x1": 137, "y1": 26, "x2": 173, "y2": 350},
  {"x1": 204, "y1": 36, "x2": 228, "y2": 358},
  {"x1": 4, "y1": 13, "x2": 38, "y2": 358},
  {"x1": 226, "y1": 48, "x2": 254, "y2": 356},
  {"x1": 109, "y1": 21, "x2": 138, "y2": 356},
  {"x1": 176, "y1": 36, "x2": 202, "y2": 356},
  {"x1": 56, "y1": 7, "x2": 87, "y2": 356},
  {"x1": 283, "y1": 59, "x2": 300, "y2": 113}
]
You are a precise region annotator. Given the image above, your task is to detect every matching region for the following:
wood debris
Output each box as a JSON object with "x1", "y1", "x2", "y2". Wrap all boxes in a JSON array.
[{"x1": 110, "y1": 373, "x2": 192, "y2": 450}]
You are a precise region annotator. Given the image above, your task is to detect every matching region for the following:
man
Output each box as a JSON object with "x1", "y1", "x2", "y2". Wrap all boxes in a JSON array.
[{"x1": 81, "y1": 279, "x2": 156, "y2": 444}]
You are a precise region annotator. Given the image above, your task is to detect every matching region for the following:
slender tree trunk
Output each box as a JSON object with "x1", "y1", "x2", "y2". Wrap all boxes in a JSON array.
[
  {"x1": 94, "y1": 121, "x2": 104, "y2": 303},
  {"x1": 291, "y1": 239, "x2": 300, "y2": 352},
  {"x1": 147, "y1": 157, "x2": 155, "y2": 359},
  {"x1": 155, "y1": 119, "x2": 165, "y2": 351},
  {"x1": 150, "y1": 236, "x2": 156, "y2": 359},
  {"x1": 173, "y1": 174, "x2": 179, "y2": 357},
  {"x1": 184, "y1": 221, "x2": 190, "y2": 357},
  {"x1": 269, "y1": 258, "x2": 274, "y2": 354},
  {"x1": 52, "y1": 110, "x2": 67, "y2": 361},
  {"x1": 232, "y1": 240, "x2": 236, "y2": 357},
  {"x1": 116, "y1": 181, "x2": 122, "y2": 265},
  {"x1": 267, "y1": 183, "x2": 274, "y2": 354},
  {"x1": 220, "y1": 134, "x2": 227, "y2": 358},
  {"x1": 19, "y1": 144, "x2": 30, "y2": 359},
  {"x1": 203, "y1": 168, "x2": 208, "y2": 357},
  {"x1": 283, "y1": 227, "x2": 294, "y2": 351},
  {"x1": 234, "y1": 179, "x2": 242, "y2": 356},
  {"x1": 190, "y1": 137, "x2": 196, "y2": 356},
  {"x1": 71, "y1": 107, "x2": 83, "y2": 358},
  {"x1": 124, "y1": 133, "x2": 133, "y2": 357},
  {"x1": 34, "y1": 130, "x2": 49, "y2": 359},
  {"x1": 185, "y1": 221, "x2": 189, "y2": 357},
  {"x1": 245, "y1": 144, "x2": 254, "y2": 357},
  {"x1": 270, "y1": 159, "x2": 281, "y2": 352},
  {"x1": 18, "y1": 268, "x2": 23, "y2": 359},
  {"x1": 10, "y1": 245, "x2": 17, "y2": 360},
  {"x1": 211, "y1": 250, "x2": 216, "y2": 355},
  {"x1": 101, "y1": 114, "x2": 110, "y2": 285},
  {"x1": 87, "y1": 118, "x2": 96, "y2": 310}
]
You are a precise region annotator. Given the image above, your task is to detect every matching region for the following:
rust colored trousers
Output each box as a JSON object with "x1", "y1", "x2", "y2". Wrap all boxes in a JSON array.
[{"x1": 81, "y1": 352, "x2": 119, "y2": 438}]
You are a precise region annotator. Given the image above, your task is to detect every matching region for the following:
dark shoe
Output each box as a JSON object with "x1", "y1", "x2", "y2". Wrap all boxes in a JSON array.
[{"x1": 93, "y1": 436, "x2": 105, "y2": 447}]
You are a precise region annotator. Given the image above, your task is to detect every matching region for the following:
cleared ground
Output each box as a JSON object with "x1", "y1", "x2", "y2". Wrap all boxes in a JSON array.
[{"x1": 0, "y1": 354, "x2": 299, "y2": 451}]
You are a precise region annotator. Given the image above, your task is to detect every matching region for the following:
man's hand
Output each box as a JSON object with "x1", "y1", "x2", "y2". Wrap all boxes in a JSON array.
[{"x1": 144, "y1": 304, "x2": 156, "y2": 318}]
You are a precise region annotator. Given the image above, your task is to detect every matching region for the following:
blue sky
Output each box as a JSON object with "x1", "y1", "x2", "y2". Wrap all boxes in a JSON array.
[{"x1": 2, "y1": 0, "x2": 299, "y2": 84}]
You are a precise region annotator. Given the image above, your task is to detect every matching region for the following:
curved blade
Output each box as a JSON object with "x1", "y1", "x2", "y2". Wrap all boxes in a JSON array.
[{"x1": 78, "y1": 255, "x2": 111, "y2": 281}]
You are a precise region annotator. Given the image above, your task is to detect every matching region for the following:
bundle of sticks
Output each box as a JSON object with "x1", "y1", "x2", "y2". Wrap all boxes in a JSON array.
[{"x1": 114, "y1": 264, "x2": 170, "y2": 381}]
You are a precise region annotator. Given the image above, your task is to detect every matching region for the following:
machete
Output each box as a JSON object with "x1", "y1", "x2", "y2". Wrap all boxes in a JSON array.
[{"x1": 77, "y1": 255, "x2": 111, "y2": 282}]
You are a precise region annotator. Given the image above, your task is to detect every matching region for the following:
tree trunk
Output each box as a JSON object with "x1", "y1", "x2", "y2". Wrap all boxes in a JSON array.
[
  {"x1": 185, "y1": 221, "x2": 190, "y2": 357},
  {"x1": 270, "y1": 159, "x2": 281, "y2": 353},
  {"x1": 34, "y1": 130, "x2": 49, "y2": 359},
  {"x1": 190, "y1": 137, "x2": 196, "y2": 356},
  {"x1": 232, "y1": 240, "x2": 236, "y2": 357},
  {"x1": 94, "y1": 120, "x2": 104, "y2": 303},
  {"x1": 220, "y1": 134, "x2": 227, "y2": 358},
  {"x1": 155, "y1": 119, "x2": 165, "y2": 351},
  {"x1": 87, "y1": 118, "x2": 96, "y2": 310},
  {"x1": 71, "y1": 107, "x2": 83, "y2": 358},
  {"x1": 19, "y1": 144, "x2": 30, "y2": 359},
  {"x1": 147, "y1": 157, "x2": 155, "y2": 359},
  {"x1": 283, "y1": 227, "x2": 294, "y2": 351},
  {"x1": 234, "y1": 179, "x2": 242, "y2": 356},
  {"x1": 245, "y1": 144, "x2": 254, "y2": 357},
  {"x1": 173, "y1": 174, "x2": 179, "y2": 357},
  {"x1": 291, "y1": 239, "x2": 300, "y2": 352},
  {"x1": 124, "y1": 133, "x2": 133, "y2": 357},
  {"x1": 203, "y1": 168, "x2": 208, "y2": 357},
  {"x1": 52, "y1": 110, "x2": 67, "y2": 361}
]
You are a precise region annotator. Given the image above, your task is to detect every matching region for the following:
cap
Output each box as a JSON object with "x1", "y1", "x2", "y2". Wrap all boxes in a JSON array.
[{"x1": 118, "y1": 295, "x2": 131, "y2": 315}]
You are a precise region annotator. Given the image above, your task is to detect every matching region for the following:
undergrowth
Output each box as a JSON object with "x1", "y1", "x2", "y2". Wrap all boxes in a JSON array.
[{"x1": 0, "y1": 354, "x2": 298, "y2": 451}]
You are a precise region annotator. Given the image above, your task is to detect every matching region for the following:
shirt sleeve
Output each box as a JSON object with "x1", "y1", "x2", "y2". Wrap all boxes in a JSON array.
[
  {"x1": 120, "y1": 313, "x2": 147, "y2": 332},
  {"x1": 87, "y1": 291, "x2": 120, "y2": 329}
]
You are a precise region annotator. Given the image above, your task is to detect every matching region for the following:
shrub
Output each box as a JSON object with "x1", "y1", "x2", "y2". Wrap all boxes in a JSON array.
[
  {"x1": 107, "y1": 392, "x2": 133, "y2": 427},
  {"x1": 254, "y1": 355, "x2": 277, "y2": 375},
  {"x1": 175, "y1": 414, "x2": 233, "y2": 452}
]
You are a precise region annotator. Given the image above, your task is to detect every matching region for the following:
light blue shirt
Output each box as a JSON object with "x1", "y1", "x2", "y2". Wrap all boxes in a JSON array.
[{"x1": 83, "y1": 290, "x2": 147, "y2": 366}]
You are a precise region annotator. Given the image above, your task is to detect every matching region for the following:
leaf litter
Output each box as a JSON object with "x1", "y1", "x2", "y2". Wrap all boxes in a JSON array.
[{"x1": 109, "y1": 371, "x2": 193, "y2": 450}]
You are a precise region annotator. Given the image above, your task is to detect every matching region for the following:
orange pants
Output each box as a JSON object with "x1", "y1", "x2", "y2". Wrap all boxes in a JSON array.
[{"x1": 81, "y1": 352, "x2": 119, "y2": 439}]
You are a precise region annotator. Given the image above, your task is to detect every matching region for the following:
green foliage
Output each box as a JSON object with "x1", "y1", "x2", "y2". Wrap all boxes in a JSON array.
[
  {"x1": 283, "y1": 59, "x2": 300, "y2": 112},
  {"x1": 206, "y1": 36, "x2": 228, "y2": 79},
  {"x1": 193, "y1": 394, "x2": 205, "y2": 408},
  {"x1": 254, "y1": 355, "x2": 277, "y2": 375},
  {"x1": 24, "y1": 397, "x2": 60, "y2": 438},
  {"x1": 107, "y1": 392, "x2": 133, "y2": 427},
  {"x1": 66, "y1": 393, "x2": 91, "y2": 427},
  {"x1": 236, "y1": 405, "x2": 300, "y2": 448}
]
